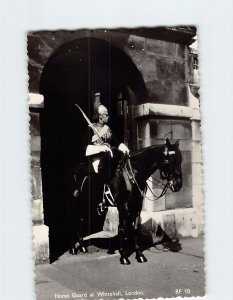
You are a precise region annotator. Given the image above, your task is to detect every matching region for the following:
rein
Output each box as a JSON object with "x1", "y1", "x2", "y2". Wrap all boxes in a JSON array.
[
  {"x1": 124, "y1": 156, "x2": 171, "y2": 201},
  {"x1": 145, "y1": 178, "x2": 170, "y2": 201}
]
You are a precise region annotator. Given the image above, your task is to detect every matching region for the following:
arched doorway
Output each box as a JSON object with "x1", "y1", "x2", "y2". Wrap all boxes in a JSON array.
[{"x1": 39, "y1": 37, "x2": 147, "y2": 262}]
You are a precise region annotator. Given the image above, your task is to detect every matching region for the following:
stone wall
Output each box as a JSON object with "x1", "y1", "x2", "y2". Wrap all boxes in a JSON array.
[
  {"x1": 30, "y1": 109, "x2": 49, "y2": 263},
  {"x1": 125, "y1": 36, "x2": 188, "y2": 105},
  {"x1": 28, "y1": 28, "x2": 194, "y2": 107}
]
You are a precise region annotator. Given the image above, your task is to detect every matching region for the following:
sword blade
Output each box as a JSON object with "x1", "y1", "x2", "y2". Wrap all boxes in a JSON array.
[{"x1": 75, "y1": 104, "x2": 102, "y2": 141}]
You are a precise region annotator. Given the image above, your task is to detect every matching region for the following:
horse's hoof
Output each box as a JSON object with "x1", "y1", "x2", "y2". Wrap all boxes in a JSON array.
[
  {"x1": 136, "y1": 254, "x2": 147, "y2": 263},
  {"x1": 120, "y1": 257, "x2": 131, "y2": 265},
  {"x1": 79, "y1": 245, "x2": 88, "y2": 253},
  {"x1": 69, "y1": 247, "x2": 77, "y2": 255}
]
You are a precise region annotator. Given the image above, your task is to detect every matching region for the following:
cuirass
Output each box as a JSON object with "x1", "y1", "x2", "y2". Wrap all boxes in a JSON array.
[{"x1": 92, "y1": 123, "x2": 112, "y2": 145}]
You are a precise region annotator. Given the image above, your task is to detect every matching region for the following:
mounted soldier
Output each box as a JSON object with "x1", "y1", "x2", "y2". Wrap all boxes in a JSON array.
[{"x1": 73, "y1": 103, "x2": 129, "y2": 201}]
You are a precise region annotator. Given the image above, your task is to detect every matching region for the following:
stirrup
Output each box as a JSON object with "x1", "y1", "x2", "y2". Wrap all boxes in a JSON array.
[
  {"x1": 97, "y1": 184, "x2": 115, "y2": 216},
  {"x1": 104, "y1": 184, "x2": 115, "y2": 206},
  {"x1": 97, "y1": 202, "x2": 108, "y2": 216}
]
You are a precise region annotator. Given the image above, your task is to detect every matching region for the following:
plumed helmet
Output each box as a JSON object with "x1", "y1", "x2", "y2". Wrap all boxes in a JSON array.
[{"x1": 98, "y1": 104, "x2": 108, "y2": 115}]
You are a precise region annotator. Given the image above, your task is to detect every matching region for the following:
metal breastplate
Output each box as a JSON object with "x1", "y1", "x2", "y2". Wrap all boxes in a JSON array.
[{"x1": 91, "y1": 124, "x2": 112, "y2": 146}]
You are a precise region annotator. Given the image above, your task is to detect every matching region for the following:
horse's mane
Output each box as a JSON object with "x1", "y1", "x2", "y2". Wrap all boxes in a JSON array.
[
  {"x1": 130, "y1": 144, "x2": 164, "y2": 161},
  {"x1": 128, "y1": 144, "x2": 165, "y2": 173}
]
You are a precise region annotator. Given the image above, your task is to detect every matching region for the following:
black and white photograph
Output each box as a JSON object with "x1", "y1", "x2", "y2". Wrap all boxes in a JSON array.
[{"x1": 28, "y1": 27, "x2": 205, "y2": 299}]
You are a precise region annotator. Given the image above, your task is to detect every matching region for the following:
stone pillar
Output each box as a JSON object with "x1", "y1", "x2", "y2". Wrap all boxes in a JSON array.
[
  {"x1": 191, "y1": 119, "x2": 204, "y2": 235},
  {"x1": 29, "y1": 93, "x2": 49, "y2": 264},
  {"x1": 188, "y1": 86, "x2": 204, "y2": 235},
  {"x1": 138, "y1": 118, "x2": 151, "y2": 149},
  {"x1": 137, "y1": 118, "x2": 153, "y2": 212}
]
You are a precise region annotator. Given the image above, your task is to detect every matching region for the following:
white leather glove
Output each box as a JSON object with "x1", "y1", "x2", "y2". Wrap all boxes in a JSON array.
[
  {"x1": 118, "y1": 143, "x2": 130, "y2": 154},
  {"x1": 100, "y1": 145, "x2": 113, "y2": 157}
]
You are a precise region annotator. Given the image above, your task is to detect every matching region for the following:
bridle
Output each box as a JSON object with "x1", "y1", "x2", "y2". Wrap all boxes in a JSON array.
[
  {"x1": 124, "y1": 149, "x2": 180, "y2": 201},
  {"x1": 159, "y1": 149, "x2": 179, "y2": 193},
  {"x1": 146, "y1": 176, "x2": 171, "y2": 200}
]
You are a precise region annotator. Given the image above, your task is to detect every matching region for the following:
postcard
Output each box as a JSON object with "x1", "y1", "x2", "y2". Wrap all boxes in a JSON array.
[{"x1": 28, "y1": 27, "x2": 204, "y2": 299}]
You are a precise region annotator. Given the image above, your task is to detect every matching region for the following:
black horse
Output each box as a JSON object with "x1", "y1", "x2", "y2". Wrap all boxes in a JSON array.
[{"x1": 71, "y1": 138, "x2": 182, "y2": 265}]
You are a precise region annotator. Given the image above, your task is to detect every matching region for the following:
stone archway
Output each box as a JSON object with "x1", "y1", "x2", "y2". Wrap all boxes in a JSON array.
[{"x1": 39, "y1": 37, "x2": 147, "y2": 262}]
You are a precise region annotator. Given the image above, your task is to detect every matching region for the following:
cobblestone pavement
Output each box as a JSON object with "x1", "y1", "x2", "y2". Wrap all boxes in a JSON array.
[{"x1": 35, "y1": 237, "x2": 205, "y2": 300}]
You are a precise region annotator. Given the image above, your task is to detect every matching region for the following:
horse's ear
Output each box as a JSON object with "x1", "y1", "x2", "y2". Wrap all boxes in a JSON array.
[
  {"x1": 175, "y1": 140, "x2": 179, "y2": 148},
  {"x1": 165, "y1": 138, "x2": 171, "y2": 147}
]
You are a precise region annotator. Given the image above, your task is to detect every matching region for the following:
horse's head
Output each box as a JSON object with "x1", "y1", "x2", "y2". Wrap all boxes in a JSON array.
[{"x1": 160, "y1": 138, "x2": 182, "y2": 192}]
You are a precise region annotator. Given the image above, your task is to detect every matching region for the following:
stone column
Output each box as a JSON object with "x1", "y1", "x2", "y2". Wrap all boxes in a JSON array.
[
  {"x1": 138, "y1": 118, "x2": 151, "y2": 149},
  {"x1": 137, "y1": 117, "x2": 153, "y2": 212},
  {"x1": 29, "y1": 93, "x2": 49, "y2": 264},
  {"x1": 191, "y1": 119, "x2": 204, "y2": 235},
  {"x1": 188, "y1": 86, "x2": 204, "y2": 235}
]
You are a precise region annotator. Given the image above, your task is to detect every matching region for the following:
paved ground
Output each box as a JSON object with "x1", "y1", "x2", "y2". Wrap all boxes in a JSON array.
[{"x1": 35, "y1": 237, "x2": 205, "y2": 300}]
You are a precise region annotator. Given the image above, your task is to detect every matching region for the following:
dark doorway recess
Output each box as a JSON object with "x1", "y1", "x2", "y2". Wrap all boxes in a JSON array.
[{"x1": 39, "y1": 37, "x2": 147, "y2": 262}]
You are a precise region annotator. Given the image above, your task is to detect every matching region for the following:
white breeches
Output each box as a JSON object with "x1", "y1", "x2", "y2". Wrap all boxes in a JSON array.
[{"x1": 92, "y1": 159, "x2": 100, "y2": 173}]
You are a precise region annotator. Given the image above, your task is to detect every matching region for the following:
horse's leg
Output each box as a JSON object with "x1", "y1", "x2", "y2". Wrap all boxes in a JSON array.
[
  {"x1": 134, "y1": 215, "x2": 147, "y2": 263},
  {"x1": 119, "y1": 225, "x2": 131, "y2": 265},
  {"x1": 70, "y1": 220, "x2": 87, "y2": 253},
  {"x1": 118, "y1": 203, "x2": 131, "y2": 265},
  {"x1": 77, "y1": 217, "x2": 88, "y2": 253},
  {"x1": 70, "y1": 182, "x2": 89, "y2": 254},
  {"x1": 70, "y1": 235, "x2": 78, "y2": 255},
  {"x1": 69, "y1": 194, "x2": 79, "y2": 255},
  {"x1": 70, "y1": 206, "x2": 88, "y2": 254}
]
